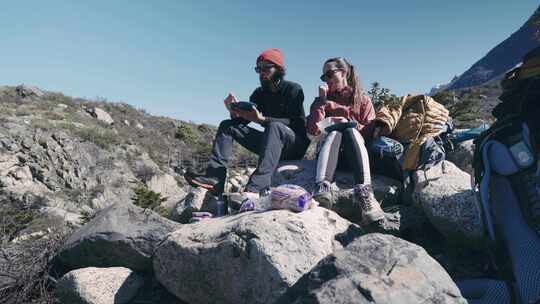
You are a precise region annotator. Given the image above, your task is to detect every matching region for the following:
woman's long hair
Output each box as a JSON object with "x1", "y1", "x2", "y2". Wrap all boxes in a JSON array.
[{"x1": 323, "y1": 57, "x2": 364, "y2": 112}]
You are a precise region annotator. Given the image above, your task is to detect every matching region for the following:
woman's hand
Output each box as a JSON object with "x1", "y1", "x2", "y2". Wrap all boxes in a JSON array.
[
  {"x1": 307, "y1": 122, "x2": 322, "y2": 136},
  {"x1": 318, "y1": 84, "x2": 329, "y2": 101},
  {"x1": 307, "y1": 125, "x2": 322, "y2": 136}
]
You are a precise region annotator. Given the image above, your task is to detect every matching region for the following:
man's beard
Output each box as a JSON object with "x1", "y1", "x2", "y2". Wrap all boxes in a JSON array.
[{"x1": 260, "y1": 74, "x2": 280, "y2": 90}]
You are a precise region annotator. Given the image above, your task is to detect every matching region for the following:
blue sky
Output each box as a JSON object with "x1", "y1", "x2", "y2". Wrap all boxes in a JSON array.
[{"x1": 0, "y1": 1, "x2": 538, "y2": 125}]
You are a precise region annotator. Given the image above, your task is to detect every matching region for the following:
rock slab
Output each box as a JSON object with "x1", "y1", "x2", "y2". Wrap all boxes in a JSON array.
[
  {"x1": 55, "y1": 203, "x2": 179, "y2": 274},
  {"x1": 276, "y1": 233, "x2": 466, "y2": 304},
  {"x1": 154, "y1": 207, "x2": 363, "y2": 304},
  {"x1": 412, "y1": 161, "x2": 483, "y2": 239},
  {"x1": 56, "y1": 267, "x2": 143, "y2": 304}
]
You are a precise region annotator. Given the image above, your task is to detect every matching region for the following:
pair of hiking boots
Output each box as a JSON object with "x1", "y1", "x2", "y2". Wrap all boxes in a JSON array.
[
  {"x1": 186, "y1": 172, "x2": 386, "y2": 225},
  {"x1": 313, "y1": 180, "x2": 385, "y2": 226}
]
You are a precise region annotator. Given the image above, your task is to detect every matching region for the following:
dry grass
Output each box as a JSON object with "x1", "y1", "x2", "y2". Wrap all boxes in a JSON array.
[{"x1": 0, "y1": 225, "x2": 72, "y2": 304}]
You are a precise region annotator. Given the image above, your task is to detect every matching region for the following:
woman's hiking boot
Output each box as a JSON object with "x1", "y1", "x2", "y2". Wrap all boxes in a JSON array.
[
  {"x1": 313, "y1": 181, "x2": 334, "y2": 209},
  {"x1": 353, "y1": 183, "x2": 385, "y2": 225}
]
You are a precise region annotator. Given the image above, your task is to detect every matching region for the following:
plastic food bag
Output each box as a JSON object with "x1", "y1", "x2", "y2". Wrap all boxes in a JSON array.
[
  {"x1": 316, "y1": 117, "x2": 334, "y2": 132},
  {"x1": 270, "y1": 184, "x2": 316, "y2": 212}
]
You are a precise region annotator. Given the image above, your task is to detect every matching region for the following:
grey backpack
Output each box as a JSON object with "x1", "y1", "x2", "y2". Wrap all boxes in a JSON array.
[{"x1": 460, "y1": 48, "x2": 540, "y2": 304}]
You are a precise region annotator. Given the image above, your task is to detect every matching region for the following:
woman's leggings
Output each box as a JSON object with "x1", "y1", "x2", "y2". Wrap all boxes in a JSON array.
[{"x1": 316, "y1": 128, "x2": 371, "y2": 185}]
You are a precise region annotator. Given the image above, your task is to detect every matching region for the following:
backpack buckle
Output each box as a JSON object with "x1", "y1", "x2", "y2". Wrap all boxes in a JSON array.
[{"x1": 509, "y1": 141, "x2": 534, "y2": 168}]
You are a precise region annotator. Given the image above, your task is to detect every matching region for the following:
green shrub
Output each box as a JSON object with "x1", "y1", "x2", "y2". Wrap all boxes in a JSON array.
[
  {"x1": 367, "y1": 81, "x2": 397, "y2": 110},
  {"x1": 197, "y1": 124, "x2": 214, "y2": 134},
  {"x1": 15, "y1": 108, "x2": 33, "y2": 117},
  {"x1": 129, "y1": 180, "x2": 169, "y2": 218},
  {"x1": 74, "y1": 127, "x2": 120, "y2": 149},
  {"x1": 46, "y1": 92, "x2": 76, "y2": 106},
  {"x1": 41, "y1": 111, "x2": 65, "y2": 121},
  {"x1": 0, "y1": 204, "x2": 38, "y2": 243},
  {"x1": 175, "y1": 122, "x2": 199, "y2": 145},
  {"x1": 79, "y1": 210, "x2": 97, "y2": 225}
]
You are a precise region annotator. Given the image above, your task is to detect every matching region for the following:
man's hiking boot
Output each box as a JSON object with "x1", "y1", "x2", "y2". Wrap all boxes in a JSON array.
[
  {"x1": 184, "y1": 172, "x2": 219, "y2": 192},
  {"x1": 353, "y1": 183, "x2": 385, "y2": 225},
  {"x1": 225, "y1": 188, "x2": 271, "y2": 212},
  {"x1": 313, "y1": 181, "x2": 334, "y2": 209}
]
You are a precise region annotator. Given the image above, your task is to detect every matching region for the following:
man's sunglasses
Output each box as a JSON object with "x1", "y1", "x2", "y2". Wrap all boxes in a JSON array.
[{"x1": 255, "y1": 64, "x2": 276, "y2": 73}]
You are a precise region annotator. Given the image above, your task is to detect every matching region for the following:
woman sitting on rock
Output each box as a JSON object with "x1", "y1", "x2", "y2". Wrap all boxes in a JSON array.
[{"x1": 307, "y1": 57, "x2": 384, "y2": 226}]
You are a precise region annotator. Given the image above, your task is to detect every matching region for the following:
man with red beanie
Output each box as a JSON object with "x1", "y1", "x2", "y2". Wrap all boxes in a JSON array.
[{"x1": 185, "y1": 48, "x2": 309, "y2": 208}]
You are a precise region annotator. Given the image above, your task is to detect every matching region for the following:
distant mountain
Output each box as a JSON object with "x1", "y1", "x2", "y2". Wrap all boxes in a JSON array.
[
  {"x1": 428, "y1": 76, "x2": 458, "y2": 96},
  {"x1": 447, "y1": 5, "x2": 539, "y2": 90}
]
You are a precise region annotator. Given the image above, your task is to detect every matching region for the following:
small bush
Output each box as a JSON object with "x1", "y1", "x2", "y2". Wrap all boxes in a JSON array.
[
  {"x1": 30, "y1": 119, "x2": 54, "y2": 131},
  {"x1": 15, "y1": 108, "x2": 33, "y2": 117},
  {"x1": 74, "y1": 127, "x2": 120, "y2": 149},
  {"x1": 197, "y1": 124, "x2": 214, "y2": 134},
  {"x1": 133, "y1": 163, "x2": 157, "y2": 182},
  {"x1": 175, "y1": 122, "x2": 199, "y2": 145},
  {"x1": 79, "y1": 210, "x2": 97, "y2": 225},
  {"x1": 45, "y1": 92, "x2": 76, "y2": 108},
  {"x1": 40, "y1": 111, "x2": 64, "y2": 121},
  {"x1": 367, "y1": 81, "x2": 398, "y2": 110},
  {"x1": 129, "y1": 180, "x2": 168, "y2": 218},
  {"x1": 0, "y1": 204, "x2": 38, "y2": 243}
]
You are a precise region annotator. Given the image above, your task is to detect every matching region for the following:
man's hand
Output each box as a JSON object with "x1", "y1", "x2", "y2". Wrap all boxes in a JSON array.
[
  {"x1": 232, "y1": 106, "x2": 265, "y2": 124},
  {"x1": 224, "y1": 93, "x2": 239, "y2": 118},
  {"x1": 318, "y1": 84, "x2": 329, "y2": 101}
]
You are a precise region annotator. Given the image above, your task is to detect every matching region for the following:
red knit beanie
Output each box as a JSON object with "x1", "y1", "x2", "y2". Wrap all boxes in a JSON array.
[{"x1": 257, "y1": 48, "x2": 285, "y2": 68}]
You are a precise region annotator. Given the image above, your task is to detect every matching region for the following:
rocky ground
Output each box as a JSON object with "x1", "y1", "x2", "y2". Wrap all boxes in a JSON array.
[{"x1": 0, "y1": 84, "x2": 496, "y2": 304}]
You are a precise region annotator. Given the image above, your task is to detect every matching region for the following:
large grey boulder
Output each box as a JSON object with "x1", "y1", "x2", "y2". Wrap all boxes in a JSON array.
[
  {"x1": 87, "y1": 107, "x2": 114, "y2": 125},
  {"x1": 154, "y1": 207, "x2": 363, "y2": 304},
  {"x1": 227, "y1": 168, "x2": 253, "y2": 192},
  {"x1": 412, "y1": 161, "x2": 482, "y2": 239},
  {"x1": 56, "y1": 267, "x2": 143, "y2": 304},
  {"x1": 0, "y1": 152, "x2": 51, "y2": 197},
  {"x1": 276, "y1": 233, "x2": 466, "y2": 304},
  {"x1": 54, "y1": 203, "x2": 180, "y2": 274},
  {"x1": 446, "y1": 140, "x2": 474, "y2": 175},
  {"x1": 15, "y1": 84, "x2": 45, "y2": 98},
  {"x1": 171, "y1": 187, "x2": 218, "y2": 223}
]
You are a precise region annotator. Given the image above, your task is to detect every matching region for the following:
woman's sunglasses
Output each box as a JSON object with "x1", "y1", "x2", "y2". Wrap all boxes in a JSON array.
[{"x1": 320, "y1": 69, "x2": 342, "y2": 81}]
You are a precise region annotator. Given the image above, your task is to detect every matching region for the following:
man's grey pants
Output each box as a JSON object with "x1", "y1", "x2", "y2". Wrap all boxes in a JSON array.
[{"x1": 205, "y1": 118, "x2": 308, "y2": 194}]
